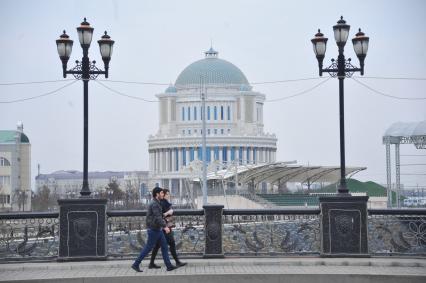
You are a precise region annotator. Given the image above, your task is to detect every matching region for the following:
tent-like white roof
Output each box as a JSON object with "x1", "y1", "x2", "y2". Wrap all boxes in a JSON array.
[
  {"x1": 384, "y1": 120, "x2": 426, "y2": 137},
  {"x1": 383, "y1": 121, "x2": 426, "y2": 149},
  {"x1": 193, "y1": 162, "x2": 366, "y2": 186}
]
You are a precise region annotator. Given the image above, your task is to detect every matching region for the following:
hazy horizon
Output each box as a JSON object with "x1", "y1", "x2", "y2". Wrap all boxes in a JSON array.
[{"x1": 1, "y1": 0, "x2": 425, "y2": 190}]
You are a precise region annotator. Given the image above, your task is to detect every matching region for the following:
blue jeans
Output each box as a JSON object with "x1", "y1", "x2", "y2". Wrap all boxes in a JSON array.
[{"x1": 133, "y1": 228, "x2": 172, "y2": 268}]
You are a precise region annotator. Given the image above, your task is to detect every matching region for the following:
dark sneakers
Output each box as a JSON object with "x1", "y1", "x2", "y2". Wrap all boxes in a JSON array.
[
  {"x1": 131, "y1": 264, "x2": 143, "y2": 272},
  {"x1": 148, "y1": 263, "x2": 161, "y2": 269},
  {"x1": 167, "y1": 265, "x2": 177, "y2": 271},
  {"x1": 176, "y1": 262, "x2": 187, "y2": 267}
]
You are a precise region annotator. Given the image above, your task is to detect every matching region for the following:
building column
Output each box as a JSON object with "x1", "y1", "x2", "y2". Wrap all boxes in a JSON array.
[
  {"x1": 155, "y1": 150, "x2": 159, "y2": 172},
  {"x1": 172, "y1": 148, "x2": 176, "y2": 172},
  {"x1": 219, "y1": 146, "x2": 223, "y2": 167},
  {"x1": 178, "y1": 148, "x2": 183, "y2": 169},
  {"x1": 249, "y1": 147, "x2": 254, "y2": 164},
  {"x1": 165, "y1": 149, "x2": 170, "y2": 172},
  {"x1": 186, "y1": 147, "x2": 190, "y2": 166},
  {"x1": 227, "y1": 147, "x2": 231, "y2": 165},
  {"x1": 161, "y1": 149, "x2": 166, "y2": 172},
  {"x1": 242, "y1": 147, "x2": 247, "y2": 164},
  {"x1": 149, "y1": 151, "x2": 152, "y2": 172}
]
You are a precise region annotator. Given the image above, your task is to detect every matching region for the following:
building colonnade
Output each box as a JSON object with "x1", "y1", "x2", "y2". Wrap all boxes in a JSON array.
[{"x1": 149, "y1": 146, "x2": 276, "y2": 173}]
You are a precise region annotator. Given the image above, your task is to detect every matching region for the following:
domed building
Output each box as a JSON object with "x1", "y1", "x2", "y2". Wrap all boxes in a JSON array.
[{"x1": 148, "y1": 48, "x2": 277, "y2": 197}]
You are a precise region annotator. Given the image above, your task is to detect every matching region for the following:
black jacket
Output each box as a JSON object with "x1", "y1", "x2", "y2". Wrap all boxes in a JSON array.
[
  {"x1": 146, "y1": 198, "x2": 166, "y2": 230},
  {"x1": 160, "y1": 199, "x2": 172, "y2": 213}
]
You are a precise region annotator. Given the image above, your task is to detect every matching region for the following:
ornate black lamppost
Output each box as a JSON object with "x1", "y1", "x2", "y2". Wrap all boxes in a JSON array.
[
  {"x1": 311, "y1": 16, "x2": 369, "y2": 194},
  {"x1": 56, "y1": 19, "x2": 113, "y2": 261},
  {"x1": 56, "y1": 18, "x2": 114, "y2": 197},
  {"x1": 311, "y1": 17, "x2": 370, "y2": 256}
]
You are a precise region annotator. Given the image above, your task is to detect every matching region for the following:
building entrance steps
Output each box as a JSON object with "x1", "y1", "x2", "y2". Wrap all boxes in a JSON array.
[{"x1": 1, "y1": 257, "x2": 425, "y2": 283}]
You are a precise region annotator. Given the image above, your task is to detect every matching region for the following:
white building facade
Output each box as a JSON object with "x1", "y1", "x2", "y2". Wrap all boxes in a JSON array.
[
  {"x1": 148, "y1": 48, "x2": 277, "y2": 197},
  {"x1": 0, "y1": 123, "x2": 31, "y2": 211}
]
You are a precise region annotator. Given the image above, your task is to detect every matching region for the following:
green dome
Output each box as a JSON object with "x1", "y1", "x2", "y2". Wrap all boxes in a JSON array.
[
  {"x1": 175, "y1": 48, "x2": 250, "y2": 89},
  {"x1": 0, "y1": 131, "x2": 30, "y2": 143}
]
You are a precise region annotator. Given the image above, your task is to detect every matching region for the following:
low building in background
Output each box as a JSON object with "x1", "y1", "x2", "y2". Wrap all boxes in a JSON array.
[
  {"x1": 35, "y1": 170, "x2": 149, "y2": 199},
  {"x1": 0, "y1": 122, "x2": 31, "y2": 212}
]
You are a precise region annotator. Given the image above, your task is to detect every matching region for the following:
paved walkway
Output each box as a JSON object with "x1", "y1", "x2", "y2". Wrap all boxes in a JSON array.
[{"x1": 1, "y1": 257, "x2": 426, "y2": 283}]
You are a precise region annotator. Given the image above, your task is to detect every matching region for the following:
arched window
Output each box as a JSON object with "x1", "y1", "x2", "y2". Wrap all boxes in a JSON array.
[
  {"x1": 214, "y1": 146, "x2": 219, "y2": 160},
  {"x1": 231, "y1": 147, "x2": 235, "y2": 161},
  {"x1": 0, "y1": 157, "x2": 11, "y2": 166},
  {"x1": 189, "y1": 147, "x2": 194, "y2": 161},
  {"x1": 182, "y1": 107, "x2": 185, "y2": 121},
  {"x1": 214, "y1": 106, "x2": 217, "y2": 120},
  {"x1": 194, "y1": 106, "x2": 197, "y2": 120},
  {"x1": 220, "y1": 106, "x2": 224, "y2": 120},
  {"x1": 227, "y1": 106, "x2": 231, "y2": 120},
  {"x1": 207, "y1": 106, "x2": 211, "y2": 120},
  {"x1": 222, "y1": 146, "x2": 228, "y2": 162},
  {"x1": 206, "y1": 147, "x2": 211, "y2": 162},
  {"x1": 182, "y1": 148, "x2": 187, "y2": 166},
  {"x1": 188, "y1": 106, "x2": 191, "y2": 121},
  {"x1": 175, "y1": 148, "x2": 179, "y2": 171}
]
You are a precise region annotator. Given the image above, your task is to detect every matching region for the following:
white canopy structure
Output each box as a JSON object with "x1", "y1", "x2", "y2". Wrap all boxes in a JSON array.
[
  {"x1": 193, "y1": 162, "x2": 366, "y2": 189},
  {"x1": 383, "y1": 120, "x2": 426, "y2": 208}
]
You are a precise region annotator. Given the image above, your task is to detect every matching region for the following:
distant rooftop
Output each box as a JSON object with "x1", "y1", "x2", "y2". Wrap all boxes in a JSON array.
[
  {"x1": 0, "y1": 130, "x2": 30, "y2": 144},
  {"x1": 36, "y1": 170, "x2": 148, "y2": 181}
]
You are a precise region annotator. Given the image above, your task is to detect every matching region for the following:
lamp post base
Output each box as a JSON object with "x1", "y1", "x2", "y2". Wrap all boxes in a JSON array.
[
  {"x1": 319, "y1": 195, "x2": 369, "y2": 256},
  {"x1": 57, "y1": 198, "x2": 107, "y2": 261}
]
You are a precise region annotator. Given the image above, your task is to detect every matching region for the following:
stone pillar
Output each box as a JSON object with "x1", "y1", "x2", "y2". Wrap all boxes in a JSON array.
[
  {"x1": 219, "y1": 147, "x2": 223, "y2": 166},
  {"x1": 185, "y1": 147, "x2": 190, "y2": 167},
  {"x1": 227, "y1": 147, "x2": 231, "y2": 164},
  {"x1": 319, "y1": 196, "x2": 369, "y2": 256},
  {"x1": 203, "y1": 204, "x2": 224, "y2": 258},
  {"x1": 58, "y1": 198, "x2": 107, "y2": 261},
  {"x1": 162, "y1": 150, "x2": 166, "y2": 172},
  {"x1": 178, "y1": 148, "x2": 183, "y2": 169},
  {"x1": 156, "y1": 150, "x2": 160, "y2": 172},
  {"x1": 172, "y1": 148, "x2": 176, "y2": 172},
  {"x1": 249, "y1": 147, "x2": 253, "y2": 164},
  {"x1": 167, "y1": 149, "x2": 171, "y2": 172},
  {"x1": 242, "y1": 147, "x2": 247, "y2": 164}
]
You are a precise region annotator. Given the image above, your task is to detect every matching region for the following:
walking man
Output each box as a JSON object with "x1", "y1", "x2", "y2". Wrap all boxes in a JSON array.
[
  {"x1": 149, "y1": 188, "x2": 187, "y2": 269},
  {"x1": 131, "y1": 187, "x2": 177, "y2": 272}
]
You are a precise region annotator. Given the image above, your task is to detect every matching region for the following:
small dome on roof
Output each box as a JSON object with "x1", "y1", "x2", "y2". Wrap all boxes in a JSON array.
[
  {"x1": 175, "y1": 48, "x2": 250, "y2": 90},
  {"x1": 165, "y1": 84, "x2": 177, "y2": 93}
]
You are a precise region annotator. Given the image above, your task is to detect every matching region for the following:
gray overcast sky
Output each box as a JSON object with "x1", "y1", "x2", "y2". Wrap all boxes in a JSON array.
[{"x1": 1, "y1": 0, "x2": 425, "y2": 189}]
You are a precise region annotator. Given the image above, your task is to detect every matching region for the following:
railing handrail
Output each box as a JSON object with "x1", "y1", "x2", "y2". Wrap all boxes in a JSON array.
[
  {"x1": 1, "y1": 208, "x2": 424, "y2": 220},
  {"x1": 368, "y1": 208, "x2": 426, "y2": 215},
  {"x1": 0, "y1": 211, "x2": 59, "y2": 220},
  {"x1": 106, "y1": 209, "x2": 204, "y2": 217},
  {"x1": 223, "y1": 208, "x2": 320, "y2": 215}
]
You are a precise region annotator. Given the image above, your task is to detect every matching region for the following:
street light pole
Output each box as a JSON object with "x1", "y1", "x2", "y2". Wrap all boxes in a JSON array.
[
  {"x1": 200, "y1": 76, "x2": 208, "y2": 205},
  {"x1": 311, "y1": 16, "x2": 369, "y2": 195},
  {"x1": 56, "y1": 18, "x2": 114, "y2": 197}
]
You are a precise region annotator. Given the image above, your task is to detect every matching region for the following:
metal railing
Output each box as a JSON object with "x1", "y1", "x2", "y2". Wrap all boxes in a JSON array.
[
  {"x1": 106, "y1": 209, "x2": 205, "y2": 258},
  {"x1": 0, "y1": 212, "x2": 59, "y2": 261},
  {"x1": 222, "y1": 209, "x2": 321, "y2": 256},
  {"x1": 0, "y1": 207, "x2": 425, "y2": 262},
  {"x1": 368, "y1": 209, "x2": 426, "y2": 256}
]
